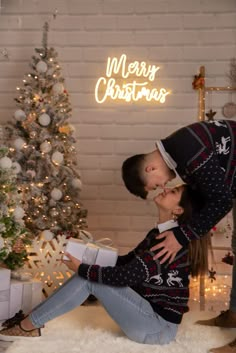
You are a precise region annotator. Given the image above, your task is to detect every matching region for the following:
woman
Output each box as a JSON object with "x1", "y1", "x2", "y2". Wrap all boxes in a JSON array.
[{"x1": 0, "y1": 184, "x2": 208, "y2": 345}]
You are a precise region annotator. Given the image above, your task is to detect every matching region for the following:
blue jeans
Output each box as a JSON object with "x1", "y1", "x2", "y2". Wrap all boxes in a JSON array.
[
  {"x1": 29, "y1": 274, "x2": 178, "y2": 345},
  {"x1": 230, "y1": 199, "x2": 236, "y2": 311}
]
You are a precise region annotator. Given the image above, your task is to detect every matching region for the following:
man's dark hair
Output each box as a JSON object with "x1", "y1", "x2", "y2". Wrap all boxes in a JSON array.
[{"x1": 122, "y1": 154, "x2": 148, "y2": 199}]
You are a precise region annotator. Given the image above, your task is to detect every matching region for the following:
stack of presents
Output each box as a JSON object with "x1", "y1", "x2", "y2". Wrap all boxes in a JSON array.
[
  {"x1": 0, "y1": 231, "x2": 118, "y2": 321},
  {"x1": 0, "y1": 269, "x2": 42, "y2": 321}
]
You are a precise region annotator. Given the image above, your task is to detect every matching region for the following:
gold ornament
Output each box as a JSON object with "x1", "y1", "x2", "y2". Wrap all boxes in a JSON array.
[{"x1": 58, "y1": 125, "x2": 72, "y2": 135}]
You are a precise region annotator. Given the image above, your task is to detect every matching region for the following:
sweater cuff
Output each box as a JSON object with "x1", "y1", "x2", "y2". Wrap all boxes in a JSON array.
[
  {"x1": 78, "y1": 263, "x2": 90, "y2": 278},
  {"x1": 172, "y1": 227, "x2": 190, "y2": 247}
]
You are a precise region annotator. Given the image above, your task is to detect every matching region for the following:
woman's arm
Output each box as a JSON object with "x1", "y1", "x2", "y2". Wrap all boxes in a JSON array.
[{"x1": 78, "y1": 251, "x2": 157, "y2": 286}]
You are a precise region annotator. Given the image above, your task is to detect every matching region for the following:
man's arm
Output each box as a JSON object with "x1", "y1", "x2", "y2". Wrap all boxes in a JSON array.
[
  {"x1": 176, "y1": 154, "x2": 233, "y2": 246},
  {"x1": 152, "y1": 154, "x2": 233, "y2": 263}
]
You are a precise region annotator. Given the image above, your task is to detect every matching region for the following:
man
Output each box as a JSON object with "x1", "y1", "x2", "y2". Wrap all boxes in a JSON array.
[{"x1": 122, "y1": 119, "x2": 236, "y2": 353}]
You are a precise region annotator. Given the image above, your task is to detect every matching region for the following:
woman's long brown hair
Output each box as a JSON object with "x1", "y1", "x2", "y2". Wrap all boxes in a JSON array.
[{"x1": 178, "y1": 185, "x2": 211, "y2": 278}]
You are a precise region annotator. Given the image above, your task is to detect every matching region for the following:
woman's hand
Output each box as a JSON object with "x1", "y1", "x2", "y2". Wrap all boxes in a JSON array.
[
  {"x1": 62, "y1": 252, "x2": 81, "y2": 272},
  {"x1": 151, "y1": 230, "x2": 182, "y2": 264}
]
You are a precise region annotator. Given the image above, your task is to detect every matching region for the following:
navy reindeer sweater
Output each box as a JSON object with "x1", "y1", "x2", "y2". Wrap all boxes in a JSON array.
[
  {"x1": 78, "y1": 220, "x2": 190, "y2": 324},
  {"x1": 157, "y1": 119, "x2": 236, "y2": 246}
]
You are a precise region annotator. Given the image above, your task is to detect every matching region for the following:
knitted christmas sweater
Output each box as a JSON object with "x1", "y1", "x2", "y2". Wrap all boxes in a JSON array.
[
  {"x1": 78, "y1": 220, "x2": 190, "y2": 324},
  {"x1": 157, "y1": 119, "x2": 236, "y2": 247}
]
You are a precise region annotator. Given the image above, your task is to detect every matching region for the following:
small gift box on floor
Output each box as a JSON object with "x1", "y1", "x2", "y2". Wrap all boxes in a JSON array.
[
  {"x1": 9, "y1": 279, "x2": 43, "y2": 318},
  {"x1": 63, "y1": 231, "x2": 118, "y2": 266},
  {"x1": 0, "y1": 269, "x2": 11, "y2": 320}
]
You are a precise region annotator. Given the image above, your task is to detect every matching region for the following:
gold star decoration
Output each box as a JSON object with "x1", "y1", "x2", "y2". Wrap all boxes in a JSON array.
[
  {"x1": 206, "y1": 109, "x2": 217, "y2": 121},
  {"x1": 208, "y1": 267, "x2": 216, "y2": 282}
]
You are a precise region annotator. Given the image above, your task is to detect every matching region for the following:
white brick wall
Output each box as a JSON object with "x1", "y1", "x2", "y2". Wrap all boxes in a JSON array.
[{"x1": 0, "y1": 0, "x2": 235, "y2": 253}]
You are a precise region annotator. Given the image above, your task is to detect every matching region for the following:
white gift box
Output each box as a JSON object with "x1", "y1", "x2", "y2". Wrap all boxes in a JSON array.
[
  {"x1": 0, "y1": 269, "x2": 11, "y2": 320},
  {"x1": 63, "y1": 238, "x2": 118, "y2": 267},
  {"x1": 95, "y1": 246, "x2": 118, "y2": 266},
  {"x1": 9, "y1": 279, "x2": 43, "y2": 318},
  {"x1": 0, "y1": 269, "x2": 11, "y2": 291}
]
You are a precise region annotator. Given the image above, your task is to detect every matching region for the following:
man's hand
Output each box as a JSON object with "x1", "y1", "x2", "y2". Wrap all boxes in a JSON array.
[
  {"x1": 62, "y1": 252, "x2": 81, "y2": 272},
  {"x1": 151, "y1": 231, "x2": 182, "y2": 264}
]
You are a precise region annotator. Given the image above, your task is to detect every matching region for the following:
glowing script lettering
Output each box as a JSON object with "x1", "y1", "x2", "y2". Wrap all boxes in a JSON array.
[{"x1": 95, "y1": 54, "x2": 170, "y2": 104}]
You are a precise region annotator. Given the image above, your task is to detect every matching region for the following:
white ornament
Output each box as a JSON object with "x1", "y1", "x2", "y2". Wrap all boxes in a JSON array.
[
  {"x1": 12, "y1": 162, "x2": 22, "y2": 174},
  {"x1": 51, "y1": 188, "x2": 63, "y2": 201},
  {"x1": 222, "y1": 102, "x2": 236, "y2": 119},
  {"x1": 38, "y1": 113, "x2": 51, "y2": 126},
  {"x1": 40, "y1": 141, "x2": 52, "y2": 153},
  {"x1": 13, "y1": 206, "x2": 25, "y2": 220},
  {"x1": 47, "y1": 68, "x2": 54, "y2": 76},
  {"x1": 52, "y1": 151, "x2": 64, "y2": 165},
  {"x1": 26, "y1": 170, "x2": 36, "y2": 178},
  {"x1": 0, "y1": 156, "x2": 12, "y2": 169},
  {"x1": 13, "y1": 138, "x2": 26, "y2": 150},
  {"x1": 36, "y1": 60, "x2": 48, "y2": 73},
  {"x1": 0, "y1": 236, "x2": 4, "y2": 249},
  {"x1": 52, "y1": 82, "x2": 64, "y2": 95},
  {"x1": 14, "y1": 109, "x2": 26, "y2": 121},
  {"x1": 71, "y1": 178, "x2": 82, "y2": 190},
  {"x1": 49, "y1": 199, "x2": 57, "y2": 207},
  {"x1": 41, "y1": 230, "x2": 54, "y2": 241},
  {"x1": 52, "y1": 170, "x2": 59, "y2": 177}
]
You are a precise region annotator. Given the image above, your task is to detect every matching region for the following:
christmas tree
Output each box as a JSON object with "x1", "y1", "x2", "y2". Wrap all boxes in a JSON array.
[
  {"x1": 6, "y1": 22, "x2": 87, "y2": 243},
  {"x1": 0, "y1": 146, "x2": 31, "y2": 270}
]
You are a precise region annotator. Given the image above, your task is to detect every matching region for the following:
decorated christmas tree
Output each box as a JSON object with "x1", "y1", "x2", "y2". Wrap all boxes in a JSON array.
[
  {"x1": 6, "y1": 22, "x2": 87, "y2": 243},
  {"x1": 0, "y1": 146, "x2": 31, "y2": 270}
]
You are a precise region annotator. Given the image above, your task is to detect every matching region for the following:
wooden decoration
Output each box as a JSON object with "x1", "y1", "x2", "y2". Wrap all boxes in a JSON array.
[{"x1": 23, "y1": 234, "x2": 72, "y2": 297}]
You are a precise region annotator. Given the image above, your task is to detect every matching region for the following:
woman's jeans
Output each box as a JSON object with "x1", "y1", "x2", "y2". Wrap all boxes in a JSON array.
[{"x1": 29, "y1": 274, "x2": 178, "y2": 345}]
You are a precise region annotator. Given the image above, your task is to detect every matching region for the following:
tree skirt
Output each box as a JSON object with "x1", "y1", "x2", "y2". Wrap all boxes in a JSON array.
[{"x1": 5, "y1": 305, "x2": 236, "y2": 353}]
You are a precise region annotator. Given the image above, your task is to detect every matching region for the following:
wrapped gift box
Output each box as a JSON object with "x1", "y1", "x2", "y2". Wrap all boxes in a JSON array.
[
  {"x1": 95, "y1": 246, "x2": 118, "y2": 266},
  {"x1": 0, "y1": 269, "x2": 11, "y2": 320},
  {"x1": 0, "y1": 269, "x2": 11, "y2": 290},
  {"x1": 63, "y1": 238, "x2": 118, "y2": 267},
  {"x1": 9, "y1": 279, "x2": 43, "y2": 318}
]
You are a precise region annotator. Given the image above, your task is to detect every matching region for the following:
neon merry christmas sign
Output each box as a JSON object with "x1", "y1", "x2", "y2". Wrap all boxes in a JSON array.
[{"x1": 95, "y1": 54, "x2": 170, "y2": 104}]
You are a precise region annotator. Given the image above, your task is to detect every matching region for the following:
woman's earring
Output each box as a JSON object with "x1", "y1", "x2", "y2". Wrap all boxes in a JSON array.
[{"x1": 172, "y1": 213, "x2": 178, "y2": 221}]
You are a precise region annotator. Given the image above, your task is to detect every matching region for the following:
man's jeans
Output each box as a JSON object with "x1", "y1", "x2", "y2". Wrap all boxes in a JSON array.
[{"x1": 29, "y1": 274, "x2": 178, "y2": 345}]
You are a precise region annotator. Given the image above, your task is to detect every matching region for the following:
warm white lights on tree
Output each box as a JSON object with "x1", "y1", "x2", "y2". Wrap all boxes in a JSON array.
[{"x1": 5, "y1": 21, "x2": 87, "y2": 283}]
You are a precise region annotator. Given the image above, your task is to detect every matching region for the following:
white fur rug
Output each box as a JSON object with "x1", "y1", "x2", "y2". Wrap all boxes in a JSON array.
[{"x1": 5, "y1": 304, "x2": 236, "y2": 353}]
